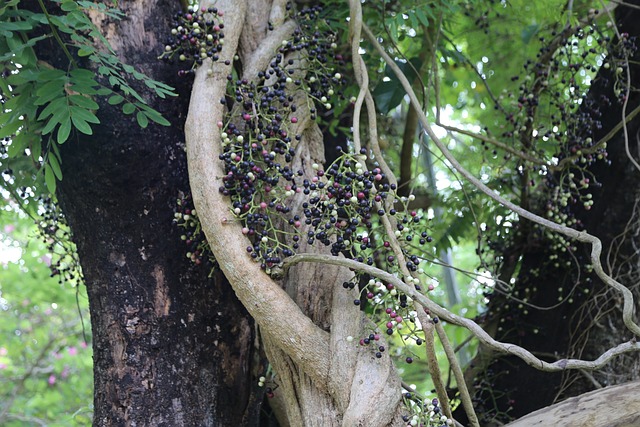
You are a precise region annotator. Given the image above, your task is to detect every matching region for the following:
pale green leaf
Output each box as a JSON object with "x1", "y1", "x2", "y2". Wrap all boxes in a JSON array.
[
  {"x1": 122, "y1": 103, "x2": 135, "y2": 115},
  {"x1": 107, "y1": 94, "x2": 124, "y2": 105},
  {"x1": 71, "y1": 115, "x2": 93, "y2": 135},
  {"x1": 69, "y1": 95, "x2": 99, "y2": 110},
  {"x1": 136, "y1": 111, "x2": 148, "y2": 128},
  {"x1": 48, "y1": 154, "x2": 63, "y2": 180},
  {"x1": 70, "y1": 106, "x2": 100, "y2": 124},
  {"x1": 45, "y1": 166, "x2": 56, "y2": 194},
  {"x1": 57, "y1": 118, "x2": 72, "y2": 143}
]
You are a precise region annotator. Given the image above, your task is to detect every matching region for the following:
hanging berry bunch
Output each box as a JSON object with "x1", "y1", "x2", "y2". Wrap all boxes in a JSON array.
[
  {"x1": 173, "y1": 192, "x2": 217, "y2": 270},
  {"x1": 401, "y1": 395, "x2": 453, "y2": 427},
  {"x1": 478, "y1": 16, "x2": 638, "y2": 288},
  {"x1": 37, "y1": 197, "x2": 84, "y2": 286},
  {"x1": 217, "y1": 5, "x2": 348, "y2": 273},
  {"x1": 159, "y1": 6, "x2": 225, "y2": 76}
]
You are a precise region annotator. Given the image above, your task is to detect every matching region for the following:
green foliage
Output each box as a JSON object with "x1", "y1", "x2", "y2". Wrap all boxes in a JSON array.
[
  {"x1": 0, "y1": 208, "x2": 92, "y2": 426},
  {"x1": 0, "y1": 0, "x2": 176, "y2": 195},
  {"x1": 351, "y1": 0, "x2": 621, "y2": 413},
  {"x1": 373, "y1": 58, "x2": 423, "y2": 114}
]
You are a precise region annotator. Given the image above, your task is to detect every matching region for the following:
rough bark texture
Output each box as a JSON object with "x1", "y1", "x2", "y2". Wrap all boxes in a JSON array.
[
  {"x1": 33, "y1": 0, "x2": 256, "y2": 425},
  {"x1": 461, "y1": 3, "x2": 640, "y2": 424}
]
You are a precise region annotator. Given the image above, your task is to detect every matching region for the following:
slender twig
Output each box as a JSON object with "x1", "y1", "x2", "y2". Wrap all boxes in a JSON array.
[
  {"x1": 37, "y1": 0, "x2": 77, "y2": 68},
  {"x1": 436, "y1": 123, "x2": 547, "y2": 165},
  {"x1": 609, "y1": 0, "x2": 640, "y2": 11},
  {"x1": 418, "y1": 313, "x2": 453, "y2": 420},
  {"x1": 434, "y1": 321, "x2": 480, "y2": 427},
  {"x1": 600, "y1": 0, "x2": 640, "y2": 173},
  {"x1": 283, "y1": 253, "x2": 640, "y2": 372}
]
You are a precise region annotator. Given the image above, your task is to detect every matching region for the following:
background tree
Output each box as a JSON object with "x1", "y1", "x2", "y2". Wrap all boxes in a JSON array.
[{"x1": 2, "y1": 0, "x2": 640, "y2": 426}]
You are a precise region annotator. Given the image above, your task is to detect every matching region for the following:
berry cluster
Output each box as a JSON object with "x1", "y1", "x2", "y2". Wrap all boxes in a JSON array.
[
  {"x1": 173, "y1": 193, "x2": 216, "y2": 268},
  {"x1": 159, "y1": 6, "x2": 225, "y2": 76},
  {"x1": 479, "y1": 19, "x2": 637, "y2": 289},
  {"x1": 37, "y1": 197, "x2": 83, "y2": 286},
  {"x1": 215, "y1": 4, "x2": 440, "y2": 370},
  {"x1": 217, "y1": 6, "x2": 348, "y2": 272},
  {"x1": 401, "y1": 395, "x2": 453, "y2": 427}
]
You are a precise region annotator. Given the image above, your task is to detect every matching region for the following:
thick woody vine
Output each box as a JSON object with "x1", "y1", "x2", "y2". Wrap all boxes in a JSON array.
[{"x1": 183, "y1": 1, "x2": 640, "y2": 426}]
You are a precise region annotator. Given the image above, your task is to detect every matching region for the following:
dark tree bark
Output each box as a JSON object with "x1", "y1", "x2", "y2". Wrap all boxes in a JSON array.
[
  {"x1": 461, "y1": 3, "x2": 640, "y2": 424},
  {"x1": 31, "y1": 0, "x2": 256, "y2": 425}
]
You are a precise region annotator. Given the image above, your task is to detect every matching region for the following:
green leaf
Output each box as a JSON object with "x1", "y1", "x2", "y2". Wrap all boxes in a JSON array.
[
  {"x1": 0, "y1": 120, "x2": 22, "y2": 139},
  {"x1": 521, "y1": 24, "x2": 540, "y2": 45},
  {"x1": 145, "y1": 80, "x2": 178, "y2": 98},
  {"x1": 415, "y1": 8, "x2": 431, "y2": 28},
  {"x1": 70, "y1": 68, "x2": 97, "y2": 81},
  {"x1": 0, "y1": 21, "x2": 33, "y2": 31},
  {"x1": 31, "y1": 137, "x2": 42, "y2": 161},
  {"x1": 0, "y1": 110, "x2": 14, "y2": 127},
  {"x1": 138, "y1": 106, "x2": 170, "y2": 126},
  {"x1": 35, "y1": 80, "x2": 65, "y2": 106},
  {"x1": 38, "y1": 97, "x2": 68, "y2": 120},
  {"x1": 49, "y1": 15, "x2": 72, "y2": 33},
  {"x1": 122, "y1": 103, "x2": 136, "y2": 115},
  {"x1": 38, "y1": 69, "x2": 66, "y2": 81},
  {"x1": 41, "y1": 107, "x2": 70, "y2": 135},
  {"x1": 0, "y1": 0, "x2": 20, "y2": 15},
  {"x1": 68, "y1": 95, "x2": 99, "y2": 110},
  {"x1": 6, "y1": 132, "x2": 28, "y2": 157},
  {"x1": 107, "y1": 94, "x2": 124, "y2": 105},
  {"x1": 44, "y1": 165, "x2": 56, "y2": 194},
  {"x1": 108, "y1": 75, "x2": 120, "y2": 87},
  {"x1": 77, "y1": 46, "x2": 95, "y2": 57},
  {"x1": 136, "y1": 111, "x2": 149, "y2": 128},
  {"x1": 70, "y1": 116, "x2": 93, "y2": 135},
  {"x1": 60, "y1": 0, "x2": 79, "y2": 11},
  {"x1": 372, "y1": 58, "x2": 423, "y2": 114},
  {"x1": 57, "y1": 118, "x2": 72, "y2": 143},
  {"x1": 48, "y1": 154, "x2": 63, "y2": 180},
  {"x1": 5, "y1": 36, "x2": 31, "y2": 64},
  {"x1": 70, "y1": 106, "x2": 100, "y2": 124}
]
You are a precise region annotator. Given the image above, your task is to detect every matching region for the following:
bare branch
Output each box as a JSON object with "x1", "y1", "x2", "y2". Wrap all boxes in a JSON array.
[
  {"x1": 418, "y1": 315, "x2": 453, "y2": 421},
  {"x1": 284, "y1": 253, "x2": 640, "y2": 372},
  {"x1": 434, "y1": 322, "x2": 479, "y2": 427}
]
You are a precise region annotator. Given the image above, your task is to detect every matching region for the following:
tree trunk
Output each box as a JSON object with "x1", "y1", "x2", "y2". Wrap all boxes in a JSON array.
[{"x1": 35, "y1": 0, "x2": 257, "y2": 424}]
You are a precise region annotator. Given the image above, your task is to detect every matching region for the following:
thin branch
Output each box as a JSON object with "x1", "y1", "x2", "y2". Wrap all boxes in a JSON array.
[
  {"x1": 283, "y1": 253, "x2": 640, "y2": 372},
  {"x1": 348, "y1": 0, "x2": 365, "y2": 155},
  {"x1": 600, "y1": 0, "x2": 640, "y2": 173},
  {"x1": 348, "y1": 0, "x2": 398, "y2": 203},
  {"x1": 37, "y1": 0, "x2": 77, "y2": 68},
  {"x1": 434, "y1": 321, "x2": 479, "y2": 427},
  {"x1": 418, "y1": 313, "x2": 453, "y2": 421},
  {"x1": 610, "y1": 0, "x2": 640, "y2": 11},
  {"x1": 436, "y1": 123, "x2": 547, "y2": 166}
]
